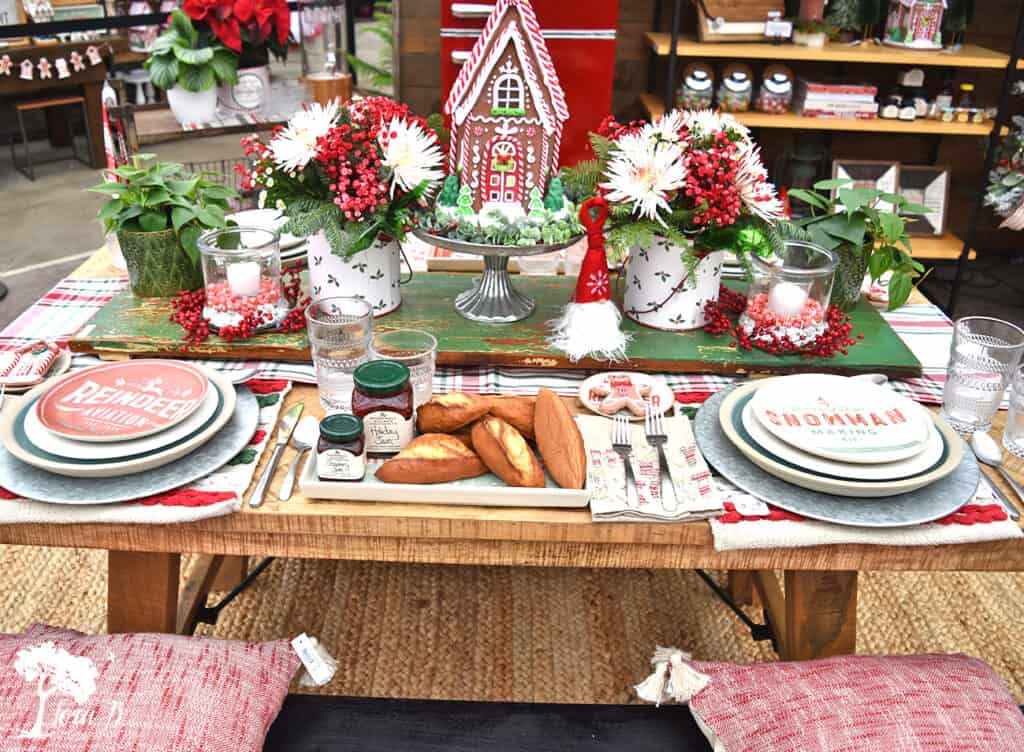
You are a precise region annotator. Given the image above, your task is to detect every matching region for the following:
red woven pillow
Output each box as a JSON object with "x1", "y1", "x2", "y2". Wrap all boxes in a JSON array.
[
  {"x1": 0, "y1": 629, "x2": 300, "y2": 751},
  {"x1": 688, "y1": 654, "x2": 1024, "y2": 752}
]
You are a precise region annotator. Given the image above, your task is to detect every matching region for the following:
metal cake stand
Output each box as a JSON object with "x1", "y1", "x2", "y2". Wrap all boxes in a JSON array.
[{"x1": 413, "y1": 229, "x2": 583, "y2": 323}]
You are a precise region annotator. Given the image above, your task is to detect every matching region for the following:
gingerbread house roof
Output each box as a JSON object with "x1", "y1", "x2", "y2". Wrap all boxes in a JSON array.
[{"x1": 443, "y1": 0, "x2": 569, "y2": 134}]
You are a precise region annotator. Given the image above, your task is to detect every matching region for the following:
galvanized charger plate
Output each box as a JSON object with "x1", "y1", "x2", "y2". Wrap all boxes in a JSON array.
[
  {"x1": 695, "y1": 386, "x2": 980, "y2": 528},
  {"x1": 0, "y1": 387, "x2": 258, "y2": 505}
]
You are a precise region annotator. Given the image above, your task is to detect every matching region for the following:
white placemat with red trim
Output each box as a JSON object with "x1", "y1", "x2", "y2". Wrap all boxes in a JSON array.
[
  {"x1": 708, "y1": 476, "x2": 1023, "y2": 550},
  {"x1": 0, "y1": 380, "x2": 290, "y2": 525}
]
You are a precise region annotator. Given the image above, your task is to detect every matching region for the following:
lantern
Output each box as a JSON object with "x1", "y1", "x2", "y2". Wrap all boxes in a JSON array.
[{"x1": 298, "y1": 0, "x2": 352, "y2": 105}]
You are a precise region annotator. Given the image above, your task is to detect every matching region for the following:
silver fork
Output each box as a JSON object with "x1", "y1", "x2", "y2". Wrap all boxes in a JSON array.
[
  {"x1": 644, "y1": 403, "x2": 677, "y2": 513},
  {"x1": 611, "y1": 414, "x2": 635, "y2": 508}
]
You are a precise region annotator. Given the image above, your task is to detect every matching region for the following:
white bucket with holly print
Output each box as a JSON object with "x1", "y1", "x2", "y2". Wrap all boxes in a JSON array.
[
  {"x1": 307, "y1": 230, "x2": 403, "y2": 316},
  {"x1": 622, "y1": 236, "x2": 726, "y2": 332}
]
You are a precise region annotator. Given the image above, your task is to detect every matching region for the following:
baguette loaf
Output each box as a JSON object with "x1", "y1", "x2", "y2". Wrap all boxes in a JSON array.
[
  {"x1": 416, "y1": 392, "x2": 492, "y2": 434},
  {"x1": 534, "y1": 388, "x2": 587, "y2": 489},
  {"x1": 488, "y1": 395, "x2": 536, "y2": 439},
  {"x1": 375, "y1": 433, "x2": 488, "y2": 484},
  {"x1": 470, "y1": 416, "x2": 545, "y2": 488}
]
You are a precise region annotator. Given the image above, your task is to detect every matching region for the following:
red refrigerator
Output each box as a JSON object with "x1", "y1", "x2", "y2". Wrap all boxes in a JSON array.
[{"x1": 440, "y1": 1, "x2": 620, "y2": 168}]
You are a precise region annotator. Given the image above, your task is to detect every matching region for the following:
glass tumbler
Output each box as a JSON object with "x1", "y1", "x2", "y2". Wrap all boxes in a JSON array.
[
  {"x1": 370, "y1": 329, "x2": 438, "y2": 407},
  {"x1": 305, "y1": 297, "x2": 374, "y2": 412},
  {"x1": 198, "y1": 227, "x2": 288, "y2": 333},
  {"x1": 940, "y1": 316, "x2": 1024, "y2": 434},
  {"x1": 1003, "y1": 365, "x2": 1024, "y2": 458}
]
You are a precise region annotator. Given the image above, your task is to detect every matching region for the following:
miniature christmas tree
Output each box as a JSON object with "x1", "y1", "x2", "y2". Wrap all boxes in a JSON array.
[
  {"x1": 456, "y1": 184, "x2": 474, "y2": 218},
  {"x1": 543, "y1": 176, "x2": 565, "y2": 211},
  {"x1": 527, "y1": 186, "x2": 545, "y2": 218},
  {"x1": 824, "y1": 0, "x2": 863, "y2": 31},
  {"x1": 437, "y1": 175, "x2": 460, "y2": 207}
]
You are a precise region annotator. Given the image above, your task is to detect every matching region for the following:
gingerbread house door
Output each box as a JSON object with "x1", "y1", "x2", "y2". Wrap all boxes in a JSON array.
[{"x1": 483, "y1": 138, "x2": 524, "y2": 206}]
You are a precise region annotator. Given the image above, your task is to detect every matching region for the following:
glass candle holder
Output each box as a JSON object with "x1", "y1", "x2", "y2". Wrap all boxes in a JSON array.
[
  {"x1": 298, "y1": 0, "x2": 353, "y2": 105},
  {"x1": 198, "y1": 227, "x2": 289, "y2": 333},
  {"x1": 741, "y1": 241, "x2": 837, "y2": 349}
]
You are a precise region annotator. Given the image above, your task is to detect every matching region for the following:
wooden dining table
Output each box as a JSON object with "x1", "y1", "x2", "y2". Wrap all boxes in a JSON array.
[{"x1": 1, "y1": 251, "x2": 1023, "y2": 662}]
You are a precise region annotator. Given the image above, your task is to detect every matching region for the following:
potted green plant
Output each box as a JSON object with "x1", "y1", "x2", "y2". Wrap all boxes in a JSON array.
[
  {"x1": 788, "y1": 178, "x2": 928, "y2": 310},
  {"x1": 145, "y1": 10, "x2": 239, "y2": 126},
  {"x1": 89, "y1": 156, "x2": 238, "y2": 297}
]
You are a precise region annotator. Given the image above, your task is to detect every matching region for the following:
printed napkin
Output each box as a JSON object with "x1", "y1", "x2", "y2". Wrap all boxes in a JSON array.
[
  {"x1": 0, "y1": 380, "x2": 290, "y2": 525},
  {"x1": 708, "y1": 475, "x2": 1023, "y2": 550},
  {"x1": 578, "y1": 413, "x2": 724, "y2": 523}
]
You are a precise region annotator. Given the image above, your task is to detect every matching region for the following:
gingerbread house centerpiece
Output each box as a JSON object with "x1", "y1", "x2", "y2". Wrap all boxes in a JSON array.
[{"x1": 443, "y1": 0, "x2": 569, "y2": 217}]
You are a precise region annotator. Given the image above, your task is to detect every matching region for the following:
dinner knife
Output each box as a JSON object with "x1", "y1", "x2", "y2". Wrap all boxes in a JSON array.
[{"x1": 249, "y1": 403, "x2": 304, "y2": 509}]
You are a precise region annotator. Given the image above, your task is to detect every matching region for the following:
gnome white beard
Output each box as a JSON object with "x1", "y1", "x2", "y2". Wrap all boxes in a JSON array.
[{"x1": 547, "y1": 298, "x2": 631, "y2": 362}]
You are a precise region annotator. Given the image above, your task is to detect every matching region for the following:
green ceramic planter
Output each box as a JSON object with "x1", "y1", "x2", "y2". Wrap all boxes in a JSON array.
[
  {"x1": 118, "y1": 228, "x2": 203, "y2": 298},
  {"x1": 831, "y1": 241, "x2": 871, "y2": 311}
]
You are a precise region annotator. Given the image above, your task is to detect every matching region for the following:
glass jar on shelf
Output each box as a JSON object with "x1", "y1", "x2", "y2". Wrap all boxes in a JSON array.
[
  {"x1": 717, "y1": 63, "x2": 753, "y2": 112},
  {"x1": 298, "y1": 0, "x2": 353, "y2": 105},
  {"x1": 741, "y1": 241, "x2": 837, "y2": 350},
  {"x1": 755, "y1": 64, "x2": 793, "y2": 114},
  {"x1": 198, "y1": 227, "x2": 290, "y2": 333},
  {"x1": 676, "y1": 62, "x2": 714, "y2": 110}
]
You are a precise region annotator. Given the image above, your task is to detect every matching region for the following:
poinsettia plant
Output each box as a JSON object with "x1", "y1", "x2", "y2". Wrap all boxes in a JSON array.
[
  {"x1": 182, "y1": 0, "x2": 290, "y2": 68},
  {"x1": 562, "y1": 109, "x2": 799, "y2": 271},
  {"x1": 239, "y1": 96, "x2": 445, "y2": 257}
]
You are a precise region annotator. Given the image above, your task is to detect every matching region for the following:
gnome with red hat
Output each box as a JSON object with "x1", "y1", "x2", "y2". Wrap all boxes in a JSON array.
[{"x1": 548, "y1": 197, "x2": 631, "y2": 361}]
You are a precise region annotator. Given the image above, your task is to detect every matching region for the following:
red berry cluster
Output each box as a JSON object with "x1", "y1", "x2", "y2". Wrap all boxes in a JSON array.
[
  {"x1": 169, "y1": 289, "x2": 211, "y2": 347},
  {"x1": 596, "y1": 114, "x2": 645, "y2": 142},
  {"x1": 684, "y1": 132, "x2": 742, "y2": 227},
  {"x1": 316, "y1": 122, "x2": 388, "y2": 221},
  {"x1": 702, "y1": 286, "x2": 860, "y2": 359}
]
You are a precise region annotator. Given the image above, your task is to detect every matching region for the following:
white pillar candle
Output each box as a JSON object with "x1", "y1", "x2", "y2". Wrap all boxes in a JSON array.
[
  {"x1": 226, "y1": 261, "x2": 261, "y2": 298},
  {"x1": 767, "y1": 281, "x2": 809, "y2": 319}
]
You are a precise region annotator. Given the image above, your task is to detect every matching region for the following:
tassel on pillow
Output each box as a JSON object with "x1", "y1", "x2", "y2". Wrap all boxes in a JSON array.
[{"x1": 635, "y1": 646, "x2": 711, "y2": 705}]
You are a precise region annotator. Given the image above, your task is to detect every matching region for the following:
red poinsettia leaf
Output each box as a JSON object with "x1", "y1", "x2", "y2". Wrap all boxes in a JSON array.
[
  {"x1": 210, "y1": 16, "x2": 242, "y2": 51},
  {"x1": 274, "y1": 0, "x2": 289, "y2": 43},
  {"x1": 233, "y1": 0, "x2": 254, "y2": 23}
]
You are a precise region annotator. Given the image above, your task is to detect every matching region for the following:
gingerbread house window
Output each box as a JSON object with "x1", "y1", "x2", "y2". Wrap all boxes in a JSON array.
[{"x1": 491, "y1": 72, "x2": 525, "y2": 116}]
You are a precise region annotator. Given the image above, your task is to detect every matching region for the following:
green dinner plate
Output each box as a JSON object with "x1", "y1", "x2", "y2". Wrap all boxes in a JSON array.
[{"x1": 13, "y1": 379, "x2": 225, "y2": 465}]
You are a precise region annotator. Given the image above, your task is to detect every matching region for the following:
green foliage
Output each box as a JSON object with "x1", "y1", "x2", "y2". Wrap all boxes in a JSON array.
[
  {"x1": 347, "y1": 2, "x2": 394, "y2": 96},
  {"x1": 943, "y1": 0, "x2": 975, "y2": 34},
  {"x1": 543, "y1": 177, "x2": 565, "y2": 211},
  {"x1": 437, "y1": 175, "x2": 460, "y2": 207},
  {"x1": 824, "y1": 0, "x2": 863, "y2": 31},
  {"x1": 789, "y1": 178, "x2": 928, "y2": 310},
  {"x1": 145, "y1": 10, "x2": 238, "y2": 92},
  {"x1": 89, "y1": 155, "x2": 237, "y2": 267},
  {"x1": 426, "y1": 113, "x2": 450, "y2": 150},
  {"x1": 558, "y1": 160, "x2": 603, "y2": 203}
]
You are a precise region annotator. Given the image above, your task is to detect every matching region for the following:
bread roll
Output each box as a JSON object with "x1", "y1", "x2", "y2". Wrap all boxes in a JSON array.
[
  {"x1": 375, "y1": 434, "x2": 487, "y2": 484},
  {"x1": 416, "y1": 392, "x2": 492, "y2": 434},
  {"x1": 534, "y1": 388, "x2": 587, "y2": 489},
  {"x1": 470, "y1": 416, "x2": 545, "y2": 488},
  {"x1": 488, "y1": 395, "x2": 536, "y2": 439}
]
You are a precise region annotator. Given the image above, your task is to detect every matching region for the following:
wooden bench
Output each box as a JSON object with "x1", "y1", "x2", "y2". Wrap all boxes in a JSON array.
[
  {"x1": 10, "y1": 95, "x2": 93, "y2": 180},
  {"x1": 264, "y1": 696, "x2": 713, "y2": 752}
]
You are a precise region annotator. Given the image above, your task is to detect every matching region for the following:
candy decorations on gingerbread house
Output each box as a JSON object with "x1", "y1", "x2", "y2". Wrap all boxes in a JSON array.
[{"x1": 444, "y1": 0, "x2": 568, "y2": 219}]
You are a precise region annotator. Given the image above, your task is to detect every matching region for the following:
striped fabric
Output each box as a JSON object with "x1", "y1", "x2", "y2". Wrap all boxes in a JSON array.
[{"x1": 0, "y1": 275, "x2": 958, "y2": 405}]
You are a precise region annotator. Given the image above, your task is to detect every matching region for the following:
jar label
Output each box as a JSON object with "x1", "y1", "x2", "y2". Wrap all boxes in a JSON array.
[
  {"x1": 363, "y1": 410, "x2": 414, "y2": 453},
  {"x1": 318, "y1": 448, "x2": 366, "y2": 480}
]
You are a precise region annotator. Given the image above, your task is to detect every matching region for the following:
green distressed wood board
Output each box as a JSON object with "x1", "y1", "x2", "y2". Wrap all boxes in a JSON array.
[{"x1": 70, "y1": 273, "x2": 921, "y2": 377}]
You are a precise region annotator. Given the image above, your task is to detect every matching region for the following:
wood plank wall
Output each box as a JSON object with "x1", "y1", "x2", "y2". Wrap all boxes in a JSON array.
[{"x1": 398, "y1": 0, "x2": 1021, "y2": 251}]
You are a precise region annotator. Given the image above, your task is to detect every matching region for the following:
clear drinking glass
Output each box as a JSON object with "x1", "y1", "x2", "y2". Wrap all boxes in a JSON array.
[
  {"x1": 369, "y1": 329, "x2": 438, "y2": 407},
  {"x1": 940, "y1": 316, "x2": 1024, "y2": 434},
  {"x1": 305, "y1": 297, "x2": 374, "y2": 412},
  {"x1": 1003, "y1": 365, "x2": 1024, "y2": 457}
]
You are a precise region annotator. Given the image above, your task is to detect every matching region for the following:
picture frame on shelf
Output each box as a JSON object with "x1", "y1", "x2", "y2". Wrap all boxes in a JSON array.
[
  {"x1": 0, "y1": 0, "x2": 30, "y2": 48},
  {"x1": 899, "y1": 165, "x2": 950, "y2": 236},
  {"x1": 831, "y1": 159, "x2": 901, "y2": 213}
]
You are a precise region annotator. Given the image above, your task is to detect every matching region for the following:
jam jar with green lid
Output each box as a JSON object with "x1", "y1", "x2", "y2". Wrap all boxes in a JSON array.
[
  {"x1": 317, "y1": 414, "x2": 366, "y2": 482},
  {"x1": 351, "y1": 360, "x2": 415, "y2": 455}
]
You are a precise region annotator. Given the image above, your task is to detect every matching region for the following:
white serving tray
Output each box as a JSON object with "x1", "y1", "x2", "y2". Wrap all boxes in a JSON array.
[{"x1": 299, "y1": 452, "x2": 591, "y2": 508}]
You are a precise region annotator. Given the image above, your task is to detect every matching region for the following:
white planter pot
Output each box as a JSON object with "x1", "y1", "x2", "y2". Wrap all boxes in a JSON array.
[
  {"x1": 792, "y1": 30, "x2": 827, "y2": 48},
  {"x1": 218, "y1": 65, "x2": 271, "y2": 113},
  {"x1": 622, "y1": 237, "x2": 725, "y2": 331},
  {"x1": 307, "y1": 231, "x2": 402, "y2": 316},
  {"x1": 166, "y1": 86, "x2": 218, "y2": 127}
]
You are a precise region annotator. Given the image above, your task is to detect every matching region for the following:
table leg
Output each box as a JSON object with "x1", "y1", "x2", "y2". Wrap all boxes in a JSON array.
[
  {"x1": 81, "y1": 82, "x2": 106, "y2": 168},
  {"x1": 107, "y1": 551, "x2": 180, "y2": 634},
  {"x1": 211, "y1": 555, "x2": 248, "y2": 590},
  {"x1": 781, "y1": 570, "x2": 857, "y2": 661},
  {"x1": 726, "y1": 571, "x2": 755, "y2": 606}
]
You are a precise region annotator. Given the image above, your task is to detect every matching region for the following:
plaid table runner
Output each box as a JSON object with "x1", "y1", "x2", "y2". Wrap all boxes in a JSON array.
[{"x1": 1, "y1": 275, "x2": 957, "y2": 405}]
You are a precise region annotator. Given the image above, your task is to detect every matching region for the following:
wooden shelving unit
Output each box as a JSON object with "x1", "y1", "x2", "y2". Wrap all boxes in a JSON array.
[
  {"x1": 639, "y1": 94, "x2": 997, "y2": 136},
  {"x1": 645, "y1": 32, "x2": 1011, "y2": 69}
]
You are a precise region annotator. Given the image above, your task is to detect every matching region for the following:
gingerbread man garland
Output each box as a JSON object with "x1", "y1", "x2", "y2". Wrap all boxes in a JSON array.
[
  {"x1": 590, "y1": 374, "x2": 652, "y2": 417},
  {"x1": 69, "y1": 51, "x2": 85, "y2": 72},
  {"x1": 0, "y1": 55, "x2": 11, "y2": 76},
  {"x1": 37, "y1": 57, "x2": 52, "y2": 80}
]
